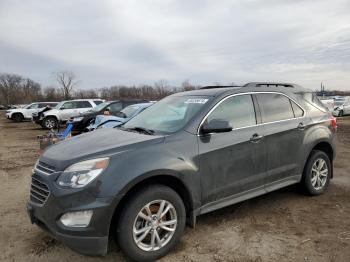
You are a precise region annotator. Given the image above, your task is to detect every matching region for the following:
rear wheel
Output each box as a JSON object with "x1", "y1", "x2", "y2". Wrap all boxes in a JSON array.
[
  {"x1": 12, "y1": 113, "x2": 24, "y2": 122},
  {"x1": 302, "y1": 150, "x2": 331, "y2": 195},
  {"x1": 43, "y1": 117, "x2": 58, "y2": 129},
  {"x1": 116, "y1": 185, "x2": 186, "y2": 262}
]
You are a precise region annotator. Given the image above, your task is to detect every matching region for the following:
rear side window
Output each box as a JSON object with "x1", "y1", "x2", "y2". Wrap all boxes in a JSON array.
[
  {"x1": 207, "y1": 95, "x2": 256, "y2": 129},
  {"x1": 94, "y1": 100, "x2": 103, "y2": 105},
  {"x1": 256, "y1": 93, "x2": 294, "y2": 123},
  {"x1": 76, "y1": 101, "x2": 92, "y2": 108}
]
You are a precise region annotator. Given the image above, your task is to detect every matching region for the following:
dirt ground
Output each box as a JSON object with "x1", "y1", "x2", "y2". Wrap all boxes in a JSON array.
[{"x1": 0, "y1": 111, "x2": 349, "y2": 262}]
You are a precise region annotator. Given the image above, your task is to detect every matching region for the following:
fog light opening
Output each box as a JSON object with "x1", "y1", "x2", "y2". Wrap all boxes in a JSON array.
[{"x1": 60, "y1": 210, "x2": 93, "y2": 227}]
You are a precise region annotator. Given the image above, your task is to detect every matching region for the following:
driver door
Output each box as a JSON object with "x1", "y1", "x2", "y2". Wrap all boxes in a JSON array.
[
  {"x1": 25, "y1": 103, "x2": 39, "y2": 118},
  {"x1": 198, "y1": 94, "x2": 267, "y2": 207},
  {"x1": 59, "y1": 101, "x2": 76, "y2": 121}
]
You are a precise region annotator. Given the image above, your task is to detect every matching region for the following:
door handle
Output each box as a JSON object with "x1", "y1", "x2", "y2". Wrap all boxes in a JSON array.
[
  {"x1": 297, "y1": 122, "x2": 305, "y2": 130},
  {"x1": 250, "y1": 133, "x2": 263, "y2": 143}
]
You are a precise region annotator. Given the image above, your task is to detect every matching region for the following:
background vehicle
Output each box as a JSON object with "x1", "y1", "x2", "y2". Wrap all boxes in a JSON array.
[
  {"x1": 333, "y1": 96, "x2": 350, "y2": 117},
  {"x1": 27, "y1": 82, "x2": 336, "y2": 261},
  {"x1": 319, "y1": 98, "x2": 334, "y2": 111},
  {"x1": 38, "y1": 99, "x2": 103, "y2": 129},
  {"x1": 85, "y1": 102, "x2": 154, "y2": 131},
  {"x1": 69, "y1": 99, "x2": 148, "y2": 134},
  {"x1": 5, "y1": 102, "x2": 58, "y2": 122}
]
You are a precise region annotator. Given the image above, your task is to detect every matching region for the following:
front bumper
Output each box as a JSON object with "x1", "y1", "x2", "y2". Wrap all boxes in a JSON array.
[
  {"x1": 27, "y1": 171, "x2": 120, "y2": 255},
  {"x1": 6, "y1": 113, "x2": 11, "y2": 119}
]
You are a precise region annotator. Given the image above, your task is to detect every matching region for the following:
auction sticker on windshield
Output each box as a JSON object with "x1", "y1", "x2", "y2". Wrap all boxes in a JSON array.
[{"x1": 185, "y1": 98, "x2": 208, "y2": 104}]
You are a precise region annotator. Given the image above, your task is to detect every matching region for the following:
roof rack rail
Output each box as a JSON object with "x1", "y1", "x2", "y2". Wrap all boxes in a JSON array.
[
  {"x1": 243, "y1": 82, "x2": 296, "y2": 88},
  {"x1": 200, "y1": 85, "x2": 241, "y2": 89}
]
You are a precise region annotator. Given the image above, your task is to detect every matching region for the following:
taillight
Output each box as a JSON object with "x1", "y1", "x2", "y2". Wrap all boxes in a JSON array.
[{"x1": 331, "y1": 116, "x2": 337, "y2": 130}]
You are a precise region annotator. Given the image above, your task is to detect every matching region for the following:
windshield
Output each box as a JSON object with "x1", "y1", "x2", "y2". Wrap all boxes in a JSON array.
[
  {"x1": 54, "y1": 101, "x2": 64, "y2": 109},
  {"x1": 124, "y1": 95, "x2": 210, "y2": 134},
  {"x1": 92, "y1": 101, "x2": 110, "y2": 112}
]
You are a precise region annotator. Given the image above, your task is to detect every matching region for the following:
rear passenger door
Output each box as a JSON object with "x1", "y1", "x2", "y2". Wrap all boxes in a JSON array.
[{"x1": 255, "y1": 93, "x2": 306, "y2": 190}]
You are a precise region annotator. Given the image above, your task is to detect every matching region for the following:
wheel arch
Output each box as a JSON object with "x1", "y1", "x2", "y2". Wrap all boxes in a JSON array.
[
  {"x1": 109, "y1": 173, "x2": 195, "y2": 238},
  {"x1": 11, "y1": 112, "x2": 24, "y2": 119},
  {"x1": 303, "y1": 141, "x2": 334, "y2": 178}
]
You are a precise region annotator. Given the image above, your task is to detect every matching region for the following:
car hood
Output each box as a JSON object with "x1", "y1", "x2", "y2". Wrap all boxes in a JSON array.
[
  {"x1": 8, "y1": 108, "x2": 24, "y2": 113},
  {"x1": 40, "y1": 128, "x2": 164, "y2": 170},
  {"x1": 43, "y1": 108, "x2": 59, "y2": 116}
]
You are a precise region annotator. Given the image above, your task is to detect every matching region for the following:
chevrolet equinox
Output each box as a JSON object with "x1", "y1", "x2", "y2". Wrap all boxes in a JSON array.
[{"x1": 27, "y1": 82, "x2": 337, "y2": 261}]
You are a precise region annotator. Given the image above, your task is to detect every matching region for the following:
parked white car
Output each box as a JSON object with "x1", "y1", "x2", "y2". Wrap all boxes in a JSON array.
[
  {"x1": 5, "y1": 102, "x2": 58, "y2": 122},
  {"x1": 39, "y1": 99, "x2": 104, "y2": 129},
  {"x1": 333, "y1": 96, "x2": 350, "y2": 117}
]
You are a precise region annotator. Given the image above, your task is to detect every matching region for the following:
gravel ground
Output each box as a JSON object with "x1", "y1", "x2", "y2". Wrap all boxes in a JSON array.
[{"x1": 0, "y1": 111, "x2": 349, "y2": 262}]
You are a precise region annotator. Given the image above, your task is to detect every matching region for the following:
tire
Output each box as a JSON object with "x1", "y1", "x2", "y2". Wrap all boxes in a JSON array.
[
  {"x1": 12, "y1": 113, "x2": 24, "y2": 122},
  {"x1": 302, "y1": 150, "x2": 331, "y2": 195},
  {"x1": 43, "y1": 117, "x2": 58, "y2": 129},
  {"x1": 116, "y1": 185, "x2": 186, "y2": 262}
]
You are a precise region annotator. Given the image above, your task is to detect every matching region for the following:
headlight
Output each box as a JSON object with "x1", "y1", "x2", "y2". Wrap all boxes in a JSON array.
[
  {"x1": 57, "y1": 158, "x2": 109, "y2": 188},
  {"x1": 72, "y1": 116, "x2": 84, "y2": 122}
]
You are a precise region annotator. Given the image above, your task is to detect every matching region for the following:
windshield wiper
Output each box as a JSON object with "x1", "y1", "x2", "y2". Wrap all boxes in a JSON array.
[{"x1": 118, "y1": 126, "x2": 155, "y2": 135}]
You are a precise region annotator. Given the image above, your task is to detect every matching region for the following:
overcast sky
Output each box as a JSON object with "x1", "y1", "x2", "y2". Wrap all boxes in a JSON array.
[{"x1": 0, "y1": 0, "x2": 349, "y2": 90}]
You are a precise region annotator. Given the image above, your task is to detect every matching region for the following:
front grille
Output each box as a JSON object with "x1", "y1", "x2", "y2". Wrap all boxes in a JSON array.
[
  {"x1": 35, "y1": 161, "x2": 55, "y2": 175},
  {"x1": 30, "y1": 176, "x2": 50, "y2": 205}
]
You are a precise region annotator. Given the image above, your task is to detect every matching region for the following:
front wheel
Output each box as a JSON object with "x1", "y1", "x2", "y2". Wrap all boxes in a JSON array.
[
  {"x1": 12, "y1": 113, "x2": 24, "y2": 122},
  {"x1": 42, "y1": 117, "x2": 58, "y2": 129},
  {"x1": 302, "y1": 150, "x2": 331, "y2": 195},
  {"x1": 116, "y1": 185, "x2": 186, "y2": 262}
]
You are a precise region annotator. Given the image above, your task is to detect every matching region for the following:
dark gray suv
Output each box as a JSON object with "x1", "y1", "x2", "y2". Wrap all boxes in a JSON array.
[{"x1": 27, "y1": 82, "x2": 337, "y2": 261}]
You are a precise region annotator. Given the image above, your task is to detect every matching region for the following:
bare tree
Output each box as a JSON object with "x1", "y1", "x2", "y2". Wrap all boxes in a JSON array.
[{"x1": 55, "y1": 71, "x2": 78, "y2": 99}]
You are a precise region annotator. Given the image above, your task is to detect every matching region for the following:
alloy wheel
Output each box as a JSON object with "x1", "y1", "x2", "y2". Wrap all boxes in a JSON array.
[
  {"x1": 310, "y1": 158, "x2": 328, "y2": 190},
  {"x1": 132, "y1": 199, "x2": 177, "y2": 252},
  {"x1": 45, "y1": 119, "x2": 56, "y2": 129}
]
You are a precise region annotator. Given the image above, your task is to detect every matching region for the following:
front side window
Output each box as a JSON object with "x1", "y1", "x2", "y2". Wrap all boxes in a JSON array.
[
  {"x1": 207, "y1": 95, "x2": 256, "y2": 129},
  {"x1": 61, "y1": 102, "x2": 75, "y2": 110},
  {"x1": 108, "y1": 102, "x2": 123, "y2": 113},
  {"x1": 125, "y1": 95, "x2": 210, "y2": 134},
  {"x1": 120, "y1": 105, "x2": 141, "y2": 118},
  {"x1": 257, "y1": 93, "x2": 294, "y2": 123}
]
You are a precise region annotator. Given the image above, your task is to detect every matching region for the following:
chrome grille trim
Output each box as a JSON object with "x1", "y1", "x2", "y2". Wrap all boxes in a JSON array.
[
  {"x1": 35, "y1": 161, "x2": 55, "y2": 175},
  {"x1": 30, "y1": 176, "x2": 50, "y2": 205}
]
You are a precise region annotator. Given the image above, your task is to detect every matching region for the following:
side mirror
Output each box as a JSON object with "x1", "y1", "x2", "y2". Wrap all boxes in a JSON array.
[
  {"x1": 60, "y1": 106, "x2": 65, "y2": 110},
  {"x1": 201, "y1": 119, "x2": 233, "y2": 134}
]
